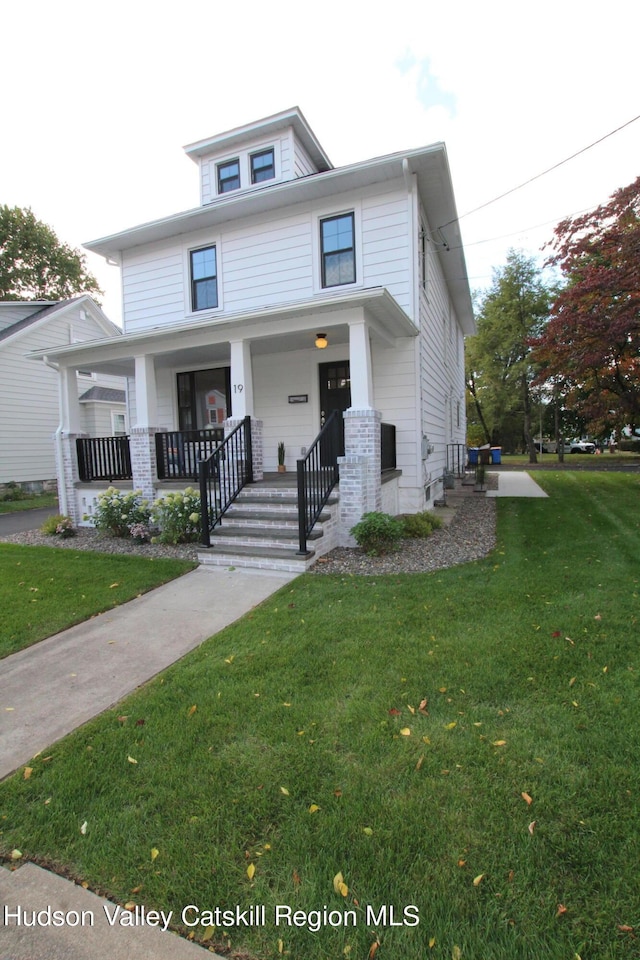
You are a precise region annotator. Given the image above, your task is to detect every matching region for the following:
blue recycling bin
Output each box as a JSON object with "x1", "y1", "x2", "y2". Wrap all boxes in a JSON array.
[
  {"x1": 468, "y1": 447, "x2": 478, "y2": 465},
  {"x1": 490, "y1": 447, "x2": 502, "y2": 464}
]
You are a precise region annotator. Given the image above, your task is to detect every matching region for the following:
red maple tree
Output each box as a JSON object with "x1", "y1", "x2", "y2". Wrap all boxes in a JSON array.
[{"x1": 532, "y1": 176, "x2": 640, "y2": 436}]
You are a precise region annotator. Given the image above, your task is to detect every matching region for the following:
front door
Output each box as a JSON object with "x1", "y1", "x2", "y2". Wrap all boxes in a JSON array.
[{"x1": 318, "y1": 360, "x2": 351, "y2": 461}]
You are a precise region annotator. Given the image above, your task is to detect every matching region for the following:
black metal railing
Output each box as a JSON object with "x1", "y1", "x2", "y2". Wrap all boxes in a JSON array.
[
  {"x1": 446, "y1": 442, "x2": 467, "y2": 478},
  {"x1": 381, "y1": 422, "x2": 397, "y2": 471},
  {"x1": 199, "y1": 417, "x2": 253, "y2": 547},
  {"x1": 156, "y1": 428, "x2": 224, "y2": 481},
  {"x1": 76, "y1": 436, "x2": 132, "y2": 482},
  {"x1": 296, "y1": 410, "x2": 342, "y2": 556}
]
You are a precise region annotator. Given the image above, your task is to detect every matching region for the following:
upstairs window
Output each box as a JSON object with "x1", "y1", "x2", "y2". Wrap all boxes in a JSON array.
[
  {"x1": 190, "y1": 246, "x2": 218, "y2": 311},
  {"x1": 320, "y1": 213, "x2": 355, "y2": 287},
  {"x1": 250, "y1": 148, "x2": 275, "y2": 184},
  {"x1": 217, "y1": 158, "x2": 240, "y2": 194}
]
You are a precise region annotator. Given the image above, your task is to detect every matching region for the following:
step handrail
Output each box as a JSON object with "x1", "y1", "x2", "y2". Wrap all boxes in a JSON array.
[
  {"x1": 199, "y1": 416, "x2": 253, "y2": 547},
  {"x1": 296, "y1": 410, "x2": 342, "y2": 555}
]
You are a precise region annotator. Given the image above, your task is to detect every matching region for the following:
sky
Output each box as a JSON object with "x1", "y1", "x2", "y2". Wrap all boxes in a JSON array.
[{"x1": 2, "y1": 0, "x2": 639, "y2": 326}]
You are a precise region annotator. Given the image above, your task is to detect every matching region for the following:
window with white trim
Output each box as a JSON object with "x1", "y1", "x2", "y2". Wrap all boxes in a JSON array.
[
  {"x1": 250, "y1": 148, "x2": 275, "y2": 184},
  {"x1": 217, "y1": 158, "x2": 240, "y2": 194},
  {"x1": 190, "y1": 246, "x2": 218, "y2": 311},
  {"x1": 320, "y1": 212, "x2": 356, "y2": 288}
]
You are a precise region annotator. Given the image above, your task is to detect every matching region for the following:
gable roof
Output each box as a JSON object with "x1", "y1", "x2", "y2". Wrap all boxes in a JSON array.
[{"x1": 0, "y1": 296, "x2": 121, "y2": 347}]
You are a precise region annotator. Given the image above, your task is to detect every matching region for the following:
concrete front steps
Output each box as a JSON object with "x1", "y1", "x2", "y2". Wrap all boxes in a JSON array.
[{"x1": 197, "y1": 481, "x2": 339, "y2": 573}]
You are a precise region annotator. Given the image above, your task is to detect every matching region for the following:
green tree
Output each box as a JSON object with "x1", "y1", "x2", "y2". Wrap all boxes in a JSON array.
[
  {"x1": 466, "y1": 250, "x2": 553, "y2": 462},
  {"x1": 0, "y1": 205, "x2": 101, "y2": 301}
]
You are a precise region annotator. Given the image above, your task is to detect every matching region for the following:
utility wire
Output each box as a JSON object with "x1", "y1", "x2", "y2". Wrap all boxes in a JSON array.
[{"x1": 439, "y1": 112, "x2": 640, "y2": 231}]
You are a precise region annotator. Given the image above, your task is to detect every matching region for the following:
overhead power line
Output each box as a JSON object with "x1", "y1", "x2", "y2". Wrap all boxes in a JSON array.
[{"x1": 439, "y1": 112, "x2": 640, "y2": 231}]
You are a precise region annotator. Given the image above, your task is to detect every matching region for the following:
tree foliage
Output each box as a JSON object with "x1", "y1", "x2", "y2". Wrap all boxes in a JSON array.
[
  {"x1": 466, "y1": 249, "x2": 553, "y2": 459},
  {"x1": 0, "y1": 205, "x2": 101, "y2": 301},
  {"x1": 532, "y1": 177, "x2": 640, "y2": 435}
]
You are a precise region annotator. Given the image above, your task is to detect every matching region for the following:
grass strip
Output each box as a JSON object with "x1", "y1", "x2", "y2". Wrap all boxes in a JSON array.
[
  {"x1": 0, "y1": 473, "x2": 638, "y2": 959},
  {"x1": 0, "y1": 544, "x2": 195, "y2": 657}
]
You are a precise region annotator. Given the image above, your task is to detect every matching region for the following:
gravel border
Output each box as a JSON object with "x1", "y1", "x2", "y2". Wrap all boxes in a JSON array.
[
  {"x1": 0, "y1": 494, "x2": 496, "y2": 575},
  {"x1": 312, "y1": 494, "x2": 496, "y2": 575}
]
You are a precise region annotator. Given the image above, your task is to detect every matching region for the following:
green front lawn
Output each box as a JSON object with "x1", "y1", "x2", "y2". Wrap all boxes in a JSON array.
[
  {"x1": 0, "y1": 544, "x2": 196, "y2": 658},
  {"x1": 1, "y1": 473, "x2": 638, "y2": 959},
  {"x1": 0, "y1": 492, "x2": 59, "y2": 514}
]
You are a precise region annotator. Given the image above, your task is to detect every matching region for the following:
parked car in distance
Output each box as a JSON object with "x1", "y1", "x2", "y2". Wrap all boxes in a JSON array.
[
  {"x1": 534, "y1": 437, "x2": 557, "y2": 453},
  {"x1": 563, "y1": 438, "x2": 596, "y2": 454}
]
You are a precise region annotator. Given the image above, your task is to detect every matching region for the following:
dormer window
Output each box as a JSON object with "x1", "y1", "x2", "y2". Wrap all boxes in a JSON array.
[
  {"x1": 251, "y1": 148, "x2": 275, "y2": 184},
  {"x1": 217, "y1": 159, "x2": 240, "y2": 194}
]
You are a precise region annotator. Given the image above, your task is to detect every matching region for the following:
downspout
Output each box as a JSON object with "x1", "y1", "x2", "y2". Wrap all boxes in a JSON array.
[{"x1": 42, "y1": 355, "x2": 68, "y2": 516}]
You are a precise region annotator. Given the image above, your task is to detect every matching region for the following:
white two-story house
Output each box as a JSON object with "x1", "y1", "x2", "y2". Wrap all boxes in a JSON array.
[{"x1": 36, "y1": 107, "x2": 474, "y2": 570}]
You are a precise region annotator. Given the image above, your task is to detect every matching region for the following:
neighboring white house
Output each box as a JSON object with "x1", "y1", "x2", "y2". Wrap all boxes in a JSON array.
[
  {"x1": 34, "y1": 107, "x2": 475, "y2": 568},
  {"x1": 0, "y1": 296, "x2": 126, "y2": 491}
]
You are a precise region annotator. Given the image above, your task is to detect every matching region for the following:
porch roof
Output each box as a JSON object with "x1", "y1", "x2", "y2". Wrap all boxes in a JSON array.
[{"x1": 28, "y1": 287, "x2": 417, "y2": 378}]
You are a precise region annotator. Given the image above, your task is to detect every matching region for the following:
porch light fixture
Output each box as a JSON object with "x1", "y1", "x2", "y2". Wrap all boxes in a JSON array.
[{"x1": 315, "y1": 332, "x2": 328, "y2": 349}]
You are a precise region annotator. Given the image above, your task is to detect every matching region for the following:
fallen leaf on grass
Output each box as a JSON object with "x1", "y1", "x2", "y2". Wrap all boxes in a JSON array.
[
  {"x1": 308, "y1": 804, "x2": 320, "y2": 814},
  {"x1": 247, "y1": 863, "x2": 256, "y2": 880},
  {"x1": 202, "y1": 925, "x2": 215, "y2": 942},
  {"x1": 278, "y1": 939, "x2": 284, "y2": 954},
  {"x1": 556, "y1": 904, "x2": 567, "y2": 917},
  {"x1": 473, "y1": 874, "x2": 484, "y2": 886},
  {"x1": 445, "y1": 721, "x2": 457, "y2": 731},
  {"x1": 492, "y1": 740, "x2": 507, "y2": 747},
  {"x1": 618, "y1": 924, "x2": 634, "y2": 933},
  {"x1": 80, "y1": 821, "x2": 87, "y2": 835},
  {"x1": 109, "y1": 583, "x2": 120, "y2": 589},
  {"x1": 187, "y1": 705, "x2": 197, "y2": 716},
  {"x1": 388, "y1": 707, "x2": 401, "y2": 716},
  {"x1": 528, "y1": 821, "x2": 536, "y2": 835},
  {"x1": 521, "y1": 792, "x2": 533, "y2": 806},
  {"x1": 23, "y1": 767, "x2": 33, "y2": 780},
  {"x1": 368, "y1": 941, "x2": 380, "y2": 959},
  {"x1": 280, "y1": 786, "x2": 289, "y2": 796},
  {"x1": 419, "y1": 698, "x2": 429, "y2": 715},
  {"x1": 127, "y1": 756, "x2": 138, "y2": 764},
  {"x1": 11, "y1": 849, "x2": 22, "y2": 860},
  {"x1": 400, "y1": 727, "x2": 411, "y2": 736},
  {"x1": 452, "y1": 946, "x2": 462, "y2": 959},
  {"x1": 333, "y1": 871, "x2": 348, "y2": 896},
  {"x1": 429, "y1": 937, "x2": 436, "y2": 948},
  {"x1": 363, "y1": 827, "x2": 373, "y2": 836},
  {"x1": 151, "y1": 848, "x2": 159, "y2": 861},
  {"x1": 416, "y1": 755, "x2": 424, "y2": 770}
]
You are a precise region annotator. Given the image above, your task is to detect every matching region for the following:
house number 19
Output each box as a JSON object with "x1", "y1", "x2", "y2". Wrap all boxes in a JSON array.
[{"x1": 233, "y1": 384, "x2": 244, "y2": 393}]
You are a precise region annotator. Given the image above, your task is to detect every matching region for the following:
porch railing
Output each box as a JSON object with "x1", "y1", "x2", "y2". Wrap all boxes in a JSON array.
[
  {"x1": 296, "y1": 409, "x2": 342, "y2": 556},
  {"x1": 156, "y1": 428, "x2": 224, "y2": 481},
  {"x1": 199, "y1": 416, "x2": 253, "y2": 547},
  {"x1": 76, "y1": 436, "x2": 132, "y2": 482},
  {"x1": 446, "y1": 442, "x2": 467, "y2": 478}
]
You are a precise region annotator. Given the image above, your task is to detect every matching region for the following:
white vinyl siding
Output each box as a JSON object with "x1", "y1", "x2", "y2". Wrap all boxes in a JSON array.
[
  {"x1": 120, "y1": 183, "x2": 413, "y2": 336},
  {"x1": 0, "y1": 304, "x2": 125, "y2": 484}
]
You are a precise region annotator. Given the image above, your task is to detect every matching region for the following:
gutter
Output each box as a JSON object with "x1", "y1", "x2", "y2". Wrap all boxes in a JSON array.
[{"x1": 42, "y1": 355, "x2": 67, "y2": 517}]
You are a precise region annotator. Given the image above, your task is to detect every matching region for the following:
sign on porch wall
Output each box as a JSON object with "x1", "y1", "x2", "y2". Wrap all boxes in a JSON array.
[{"x1": 288, "y1": 394, "x2": 308, "y2": 403}]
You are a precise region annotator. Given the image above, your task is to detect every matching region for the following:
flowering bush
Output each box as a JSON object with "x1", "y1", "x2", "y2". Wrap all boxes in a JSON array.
[
  {"x1": 41, "y1": 514, "x2": 75, "y2": 538},
  {"x1": 129, "y1": 522, "x2": 151, "y2": 543},
  {"x1": 151, "y1": 487, "x2": 202, "y2": 544},
  {"x1": 92, "y1": 487, "x2": 151, "y2": 538}
]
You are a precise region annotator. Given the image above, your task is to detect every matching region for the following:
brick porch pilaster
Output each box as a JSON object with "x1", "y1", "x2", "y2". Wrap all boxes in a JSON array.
[{"x1": 338, "y1": 408, "x2": 382, "y2": 546}]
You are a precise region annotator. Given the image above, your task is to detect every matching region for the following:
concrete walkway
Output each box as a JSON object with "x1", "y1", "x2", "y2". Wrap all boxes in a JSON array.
[
  {"x1": 486, "y1": 470, "x2": 548, "y2": 498},
  {"x1": 1, "y1": 564, "x2": 295, "y2": 959}
]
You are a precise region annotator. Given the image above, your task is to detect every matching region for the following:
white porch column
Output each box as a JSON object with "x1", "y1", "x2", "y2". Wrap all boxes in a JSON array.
[
  {"x1": 134, "y1": 355, "x2": 158, "y2": 427},
  {"x1": 348, "y1": 320, "x2": 374, "y2": 409},
  {"x1": 130, "y1": 355, "x2": 161, "y2": 501},
  {"x1": 58, "y1": 365, "x2": 87, "y2": 525},
  {"x1": 229, "y1": 339, "x2": 254, "y2": 418},
  {"x1": 227, "y1": 339, "x2": 262, "y2": 479}
]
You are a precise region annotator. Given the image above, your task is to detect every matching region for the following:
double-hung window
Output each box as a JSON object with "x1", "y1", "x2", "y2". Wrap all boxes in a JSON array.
[
  {"x1": 217, "y1": 158, "x2": 240, "y2": 194},
  {"x1": 320, "y1": 213, "x2": 355, "y2": 287},
  {"x1": 190, "y1": 246, "x2": 218, "y2": 311},
  {"x1": 250, "y1": 148, "x2": 275, "y2": 184}
]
